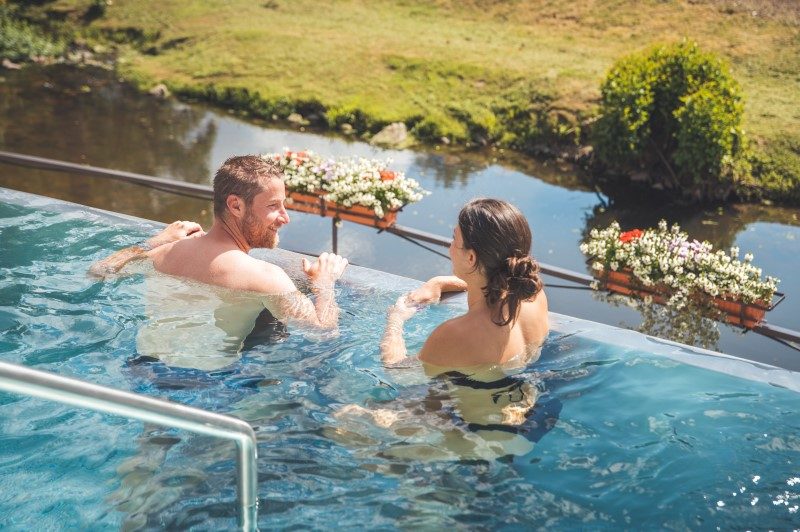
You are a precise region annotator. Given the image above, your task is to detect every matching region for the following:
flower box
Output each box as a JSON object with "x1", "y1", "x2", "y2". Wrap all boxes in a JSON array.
[
  {"x1": 581, "y1": 220, "x2": 781, "y2": 329},
  {"x1": 595, "y1": 267, "x2": 780, "y2": 329},
  {"x1": 269, "y1": 150, "x2": 428, "y2": 228},
  {"x1": 286, "y1": 190, "x2": 398, "y2": 229}
]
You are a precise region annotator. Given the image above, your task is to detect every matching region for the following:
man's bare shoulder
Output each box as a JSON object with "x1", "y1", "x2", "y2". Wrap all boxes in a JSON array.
[{"x1": 215, "y1": 252, "x2": 296, "y2": 295}]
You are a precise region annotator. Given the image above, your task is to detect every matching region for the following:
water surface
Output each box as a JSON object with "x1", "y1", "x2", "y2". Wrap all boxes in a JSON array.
[{"x1": 1, "y1": 190, "x2": 799, "y2": 530}]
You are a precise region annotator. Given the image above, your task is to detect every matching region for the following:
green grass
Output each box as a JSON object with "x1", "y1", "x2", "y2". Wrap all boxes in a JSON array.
[{"x1": 16, "y1": 0, "x2": 800, "y2": 202}]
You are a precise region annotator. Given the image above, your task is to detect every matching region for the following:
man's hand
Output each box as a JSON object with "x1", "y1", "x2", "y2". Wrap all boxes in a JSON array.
[
  {"x1": 301, "y1": 252, "x2": 348, "y2": 287},
  {"x1": 146, "y1": 221, "x2": 205, "y2": 249}
]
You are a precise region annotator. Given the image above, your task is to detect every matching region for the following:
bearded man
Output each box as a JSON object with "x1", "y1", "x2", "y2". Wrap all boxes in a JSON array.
[{"x1": 92, "y1": 155, "x2": 348, "y2": 369}]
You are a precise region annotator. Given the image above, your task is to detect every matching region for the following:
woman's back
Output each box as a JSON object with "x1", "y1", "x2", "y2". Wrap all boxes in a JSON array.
[{"x1": 421, "y1": 291, "x2": 548, "y2": 367}]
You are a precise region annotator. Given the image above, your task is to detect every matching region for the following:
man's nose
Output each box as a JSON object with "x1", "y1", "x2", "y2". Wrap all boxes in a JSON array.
[{"x1": 280, "y1": 205, "x2": 290, "y2": 224}]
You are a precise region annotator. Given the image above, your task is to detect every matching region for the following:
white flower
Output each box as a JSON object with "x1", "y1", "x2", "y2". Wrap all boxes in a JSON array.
[
  {"x1": 579, "y1": 220, "x2": 779, "y2": 307},
  {"x1": 270, "y1": 149, "x2": 429, "y2": 217}
]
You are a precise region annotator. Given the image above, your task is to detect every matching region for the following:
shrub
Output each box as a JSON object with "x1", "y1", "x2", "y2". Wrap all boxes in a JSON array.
[
  {"x1": 594, "y1": 41, "x2": 748, "y2": 202},
  {"x1": 0, "y1": 6, "x2": 64, "y2": 61}
]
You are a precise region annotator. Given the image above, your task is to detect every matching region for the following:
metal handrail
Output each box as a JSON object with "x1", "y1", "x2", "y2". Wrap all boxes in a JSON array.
[{"x1": 0, "y1": 361, "x2": 258, "y2": 530}]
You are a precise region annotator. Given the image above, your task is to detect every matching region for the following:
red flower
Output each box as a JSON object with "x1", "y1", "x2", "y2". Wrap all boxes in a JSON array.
[
  {"x1": 619, "y1": 229, "x2": 643, "y2": 243},
  {"x1": 379, "y1": 170, "x2": 396, "y2": 181},
  {"x1": 285, "y1": 150, "x2": 308, "y2": 161}
]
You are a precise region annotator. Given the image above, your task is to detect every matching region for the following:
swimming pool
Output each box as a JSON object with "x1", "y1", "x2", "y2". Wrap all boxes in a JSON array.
[{"x1": 1, "y1": 187, "x2": 799, "y2": 529}]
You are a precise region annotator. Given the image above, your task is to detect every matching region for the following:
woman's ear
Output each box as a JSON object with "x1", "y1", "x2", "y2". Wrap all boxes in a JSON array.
[{"x1": 466, "y1": 249, "x2": 477, "y2": 268}]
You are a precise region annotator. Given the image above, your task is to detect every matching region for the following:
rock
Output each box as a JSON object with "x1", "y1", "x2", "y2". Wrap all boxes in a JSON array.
[
  {"x1": 440, "y1": 136, "x2": 450, "y2": 145},
  {"x1": 531, "y1": 144, "x2": 553, "y2": 157},
  {"x1": 148, "y1": 83, "x2": 170, "y2": 99},
  {"x1": 369, "y1": 122, "x2": 408, "y2": 147},
  {"x1": 1, "y1": 58, "x2": 22, "y2": 70},
  {"x1": 575, "y1": 145, "x2": 593, "y2": 163},
  {"x1": 630, "y1": 171, "x2": 649, "y2": 182},
  {"x1": 287, "y1": 113, "x2": 309, "y2": 126},
  {"x1": 340, "y1": 123, "x2": 354, "y2": 135}
]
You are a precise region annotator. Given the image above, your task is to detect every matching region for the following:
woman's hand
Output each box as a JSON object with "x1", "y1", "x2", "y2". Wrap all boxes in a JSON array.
[
  {"x1": 381, "y1": 295, "x2": 418, "y2": 366},
  {"x1": 406, "y1": 276, "x2": 466, "y2": 306},
  {"x1": 406, "y1": 281, "x2": 442, "y2": 306},
  {"x1": 388, "y1": 295, "x2": 419, "y2": 321}
]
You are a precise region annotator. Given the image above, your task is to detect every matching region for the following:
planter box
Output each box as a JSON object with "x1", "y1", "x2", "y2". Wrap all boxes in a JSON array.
[
  {"x1": 596, "y1": 268, "x2": 779, "y2": 329},
  {"x1": 286, "y1": 191, "x2": 398, "y2": 229}
]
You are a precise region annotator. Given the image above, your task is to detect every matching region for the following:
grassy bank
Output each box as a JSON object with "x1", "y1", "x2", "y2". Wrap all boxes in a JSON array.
[{"x1": 13, "y1": 0, "x2": 800, "y2": 203}]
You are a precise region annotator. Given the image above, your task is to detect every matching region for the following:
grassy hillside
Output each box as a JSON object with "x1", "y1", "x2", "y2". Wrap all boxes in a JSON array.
[{"x1": 13, "y1": 0, "x2": 800, "y2": 200}]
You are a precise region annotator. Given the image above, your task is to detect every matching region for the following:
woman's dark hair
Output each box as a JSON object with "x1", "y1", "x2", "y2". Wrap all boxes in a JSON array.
[{"x1": 458, "y1": 198, "x2": 543, "y2": 326}]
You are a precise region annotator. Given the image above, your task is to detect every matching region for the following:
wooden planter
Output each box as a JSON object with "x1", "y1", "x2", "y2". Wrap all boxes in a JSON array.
[
  {"x1": 286, "y1": 191, "x2": 398, "y2": 229},
  {"x1": 596, "y1": 268, "x2": 780, "y2": 329}
]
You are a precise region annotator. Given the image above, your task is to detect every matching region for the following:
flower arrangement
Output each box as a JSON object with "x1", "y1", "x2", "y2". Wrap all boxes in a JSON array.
[
  {"x1": 268, "y1": 150, "x2": 429, "y2": 219},
  {"x1": 580, "y1": 220, "x2": 780, "y2": 311}
]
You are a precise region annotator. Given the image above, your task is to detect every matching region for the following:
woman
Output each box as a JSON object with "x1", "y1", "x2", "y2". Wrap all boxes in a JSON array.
[
  {"x1": 381, "y1": 198, "x2": 548, "y2": 368},
  {"x1": 335, "y1": 199, "x2": 553, "y2": 459}
]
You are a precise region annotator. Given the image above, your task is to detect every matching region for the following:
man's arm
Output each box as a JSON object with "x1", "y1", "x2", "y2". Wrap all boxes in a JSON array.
[
  {"x1": 88, "y1": 221, "x2": 204, "y2": 277},
  {"x1": 265, "y1": 253, "x2": 348, "y2": 330}
]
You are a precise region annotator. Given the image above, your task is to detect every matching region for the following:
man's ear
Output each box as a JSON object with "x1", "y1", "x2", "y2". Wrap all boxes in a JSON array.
[{"x1": 225, "y1": 194, "x2": 245, "y2": 220}]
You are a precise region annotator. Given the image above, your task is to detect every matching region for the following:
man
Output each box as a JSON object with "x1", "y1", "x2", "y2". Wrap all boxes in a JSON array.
[{"x1": 92, "y1": 155, "x2": 348, "y2": 368}]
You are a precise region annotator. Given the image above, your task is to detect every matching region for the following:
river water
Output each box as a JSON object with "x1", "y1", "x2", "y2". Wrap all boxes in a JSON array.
[{"x1": 1, "y1": 64, "x2": 798, "y2": 369}]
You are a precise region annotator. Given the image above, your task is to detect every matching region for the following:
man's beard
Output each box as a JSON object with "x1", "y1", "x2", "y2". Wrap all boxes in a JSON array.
[{"x1": 242, "y1": 210, "x2": 278, "y2": 249}]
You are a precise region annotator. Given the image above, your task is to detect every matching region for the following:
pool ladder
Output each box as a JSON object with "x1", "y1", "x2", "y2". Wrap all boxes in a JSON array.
[{"x1": 0, "y1": 361, "x2": 258, "y2": 530}]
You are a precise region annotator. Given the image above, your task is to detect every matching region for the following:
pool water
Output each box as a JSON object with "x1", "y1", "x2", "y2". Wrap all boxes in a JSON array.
[{"x1": 1, "y1": 188, "x2": 799, "y2": 530}]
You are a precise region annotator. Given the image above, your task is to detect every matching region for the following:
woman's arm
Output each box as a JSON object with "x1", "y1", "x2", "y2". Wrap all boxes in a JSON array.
[
  {"x1": 380, "y1": 277, "x2": 466, "y2": 366},
  {"x1": 380, "y1": 295, "x2": 418, "y2": 365},
  {"x1": 406, "y1": 276, "x2": 467, "y2": 305}
]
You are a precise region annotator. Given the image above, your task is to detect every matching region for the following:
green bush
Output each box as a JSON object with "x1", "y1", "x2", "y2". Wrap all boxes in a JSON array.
[
  {"x1": 0, "y1": 6, "x2": 64, "y2": 61},
  {"x1": 594, "y1": 41, "x2": 748, "y2": 201}
]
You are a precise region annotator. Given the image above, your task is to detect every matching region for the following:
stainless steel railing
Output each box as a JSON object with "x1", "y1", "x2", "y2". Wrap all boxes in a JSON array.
[{"x1": 0, "y1": 360, "x2": 258, "y2": 530}]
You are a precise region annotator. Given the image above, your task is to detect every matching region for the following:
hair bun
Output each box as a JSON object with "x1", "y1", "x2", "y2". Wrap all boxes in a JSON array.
[{"x1": 505, "y1": 255, "x2": 542, "y2": 300}]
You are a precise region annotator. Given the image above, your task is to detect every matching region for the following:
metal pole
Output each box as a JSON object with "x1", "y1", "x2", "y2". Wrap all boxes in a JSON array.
[
  {"x1": 388, "y1": 224, "x2": 595, "y2": 286},
  {"x1": 332, "y1": 216, "x2": 339, "y2": 254},
  {"x1": 0, "y1": 361, "x2": 258, "y2": 531},
  {"x1": 0, "y1": 150, "x2": 214, "y2": 200}
]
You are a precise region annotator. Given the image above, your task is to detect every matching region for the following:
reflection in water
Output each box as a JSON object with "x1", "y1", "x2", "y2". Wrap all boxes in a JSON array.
[
  {"x1": 0, "y1": 64, "x2": 217, "y2": 224},
  {"x1": 594, "y1": 292, "x2": 724, "y2": 350}
]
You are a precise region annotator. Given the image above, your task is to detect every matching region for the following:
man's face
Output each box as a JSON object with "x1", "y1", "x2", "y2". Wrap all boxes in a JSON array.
[{"x1": 241, "y1": 179, "x2": 290, "y2": 249}]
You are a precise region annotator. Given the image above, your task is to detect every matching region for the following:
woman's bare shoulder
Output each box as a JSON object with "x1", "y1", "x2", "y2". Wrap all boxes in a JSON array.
[
  {"x1": 418, "y1": 317, "x2": 467, "y2": 365},
  {"x1": 520, "y1": 289, "x2": 549, "y2": 344}
]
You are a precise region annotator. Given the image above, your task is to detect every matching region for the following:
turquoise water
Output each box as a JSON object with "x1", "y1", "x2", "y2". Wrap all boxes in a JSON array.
[{"x1": 1, "y1": 189, "x2": 799, "y2": 530}]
